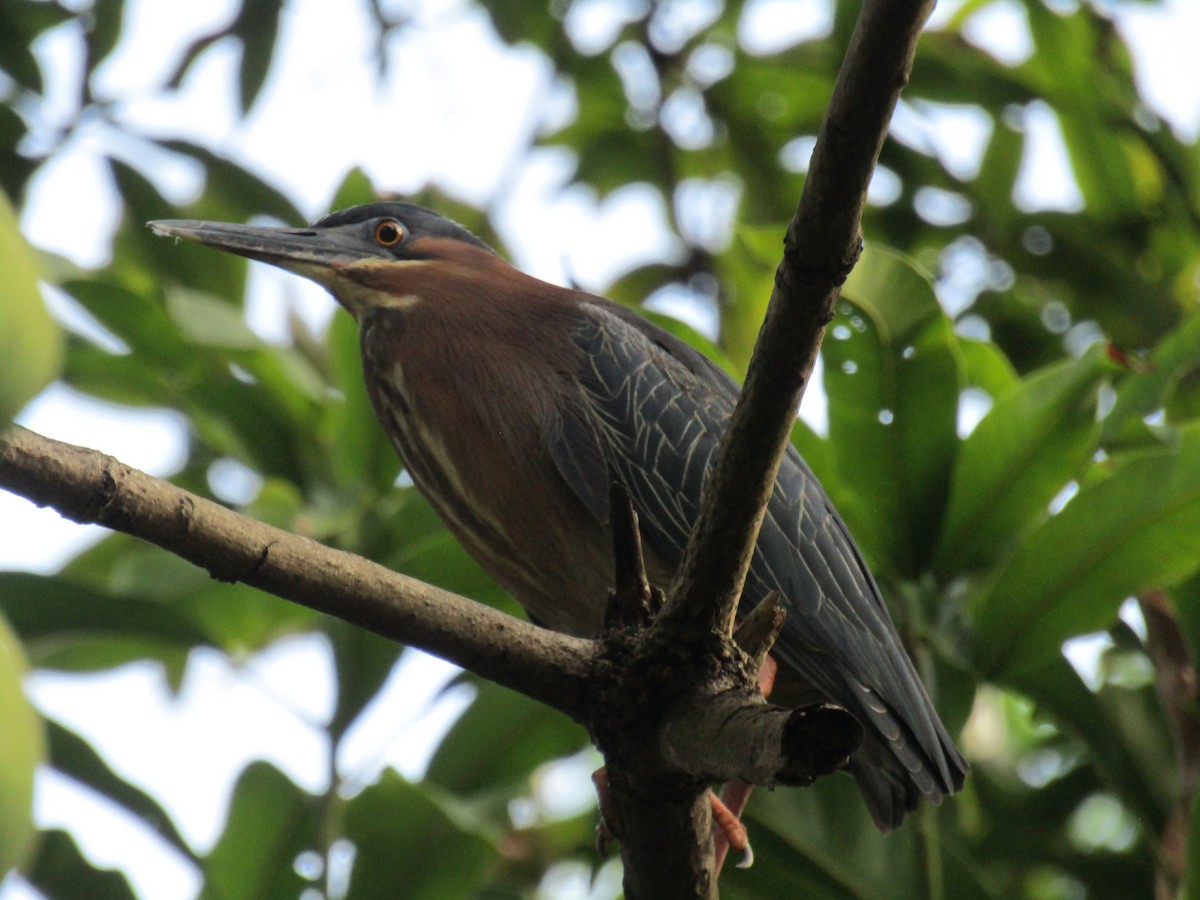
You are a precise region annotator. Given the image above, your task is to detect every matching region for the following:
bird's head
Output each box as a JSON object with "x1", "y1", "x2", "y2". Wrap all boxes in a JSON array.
[{"x1": 149, "y1": 202, "x2": 499, "y2": 320}]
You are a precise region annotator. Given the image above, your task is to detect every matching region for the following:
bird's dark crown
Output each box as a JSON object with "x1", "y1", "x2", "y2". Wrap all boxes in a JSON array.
[{"x1": 314, "y1": 202, "x2": 495, "y2": 254}]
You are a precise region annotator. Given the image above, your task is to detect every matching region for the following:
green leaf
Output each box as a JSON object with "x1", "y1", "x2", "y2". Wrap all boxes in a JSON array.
[
  {"x1": 45, "y1": 720, "x2": 193, "y2": 860},
  {"x1": 0, "y1": 190, "x2": 62, "y2": 425},
  {"x1": 0, "y1": 571, "x2": 210, "y2": 673},
  {"x1": 935, "y1": 347, "x2": 1111, "y2": 577},
  {"x1": 342, "y1": 770, "x2": 497, "y2": 900},
  {"x1": 167, "y1": 288, "x2": 259, "y2": 348},
  {"x1": 734, "y1": 777, "x2": 922, "y2": 900},
  {"x1": 173, "y1": 582, "x2": 318, "y2": 656},
  {"x1": 327, "y1": 623, "x2": 403, "y2": 740},
  {"x1": 717, "y1": 224, "x2": 781, "y2": 371},
  {"x1": 972, "y1": 423, "x2": 1200, "y2": 677},
  {"x1": 83, "y1": 0, "x2": 126, "y2": 74},
  {"x1": 0, "y1": 2, "x2": 73, "y2": 93},
  {"x1": 6, "y1": 553, "x2": 308, "y2": 666},
  {"x1": 61, "y1": 278, "x2": 185, "y2": 360},
  {"x1": 60, "y1": 293, "x2": 324, "y2": 479},
  {"x1": 0, "y1": 612, "x2": 43, "y2": 873},
  {"x1": 63, "y1": 342, "x2": 159, "y2": 407},
  {"x1": 424, "y1": 679, "x2": 588, "y2": 796},
  {"x1": 957, "y1": 336, "x2": 1018, "y2": 398},
  {"x1": 1185, "y1": 786, "x2": 1200, "y2": 900},
  {"x1": 163, "y1": 141, "x2": 305, "y2": 225},
  {"x1": 24, "y1": 829, "x2": 136, "y2": 900},
  {"x1": 231, "y1": 0, "x2": 283, "y2": 114},
  {"x1": 328, "y1": 167, "x2": 382, "y2": 212},
  {"x1": 823, "y1": 246, "x2": 963, "y2": 577},
  {"x1": 1104, "y1": 312, "x2": 1200, "y2": 439},
  {"x1": 0, "y1": 103, "x2": 34, "y2": 198},
  {"x1": 974, "y1": 119, "x2": 1024, "y2": 225},
  {"x1": 199, "y1": 762, "x2": 318, "y2": 900},
  {"x1": 479, "y1": 0, "x2": 569, "y2": 49},
  {"x1": 1173, "y1": 574, "x2": 1200, "y2": 693},
  {"x1": 1003, "y1": 656, "x2": 1166, "y2": 831}
]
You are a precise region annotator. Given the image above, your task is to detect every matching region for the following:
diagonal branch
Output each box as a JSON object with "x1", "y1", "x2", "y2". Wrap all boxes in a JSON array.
[
  {"x1": 0, "y1": 424, "x2": 592, "y2": 717},
  {"x1": 662, "y1": 0, "x2": 938, "y2": 637},
  {"x1": 595, "y1": 3, "x2": 938, "y2": 895}
]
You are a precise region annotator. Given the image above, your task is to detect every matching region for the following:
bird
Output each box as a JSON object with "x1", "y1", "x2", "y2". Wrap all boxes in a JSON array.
[{"x1": 149, "y1": 201, "x2": 967, "y2": 831}]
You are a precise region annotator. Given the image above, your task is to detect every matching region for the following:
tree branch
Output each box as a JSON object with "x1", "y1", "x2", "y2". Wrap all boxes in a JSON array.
[
  {"x1": 663, "y1": 0, "x2": 937, "y2": 637},
  {"x1": 0, "y1": 424, "x2": 592, "y2": 717},
  {"x1": 610, "y1": 2, "x2": 935, "y2": 893}
]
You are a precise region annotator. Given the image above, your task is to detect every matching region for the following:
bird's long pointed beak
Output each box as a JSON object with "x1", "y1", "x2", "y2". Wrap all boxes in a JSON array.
[{"x1": 147, "y1": 219, "x2": 368, "y2": 275}]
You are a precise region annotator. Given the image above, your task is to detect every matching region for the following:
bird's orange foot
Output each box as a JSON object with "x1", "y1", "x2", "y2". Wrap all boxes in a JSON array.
[
  {"x1": 593, "y1": 766, "x2": 753, "y2": 869},
  {"x1": 712, "y1": 654, "x2": 777, "y2": 870},
  {"x1": 592, "y1": 767, "x2": 620, "y2": 857},
  {"x1": 712, "y1": 789, "x2": 754, "y2": 869},
  {"x1": 592, "y1": 658, "x2": 775, "y2": 869}
]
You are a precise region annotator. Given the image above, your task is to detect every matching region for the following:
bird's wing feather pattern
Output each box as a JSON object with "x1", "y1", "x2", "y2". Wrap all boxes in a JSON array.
[
  {"x1": 555, "y1": 298, "x2": 965, "y2": 827},
  {"x1": 550, "y1": 403, "x2": 612, "y2": 524}
]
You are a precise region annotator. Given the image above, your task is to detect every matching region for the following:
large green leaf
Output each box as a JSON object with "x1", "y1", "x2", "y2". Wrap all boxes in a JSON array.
[
  {"x1": 934, "y1": 347, "x2": 1111, "y2": 577},
  {"x1": 424, "y1": 678, "x2": 588, "y2": 797},
  {"x1": 957, "y1": 337, "x2": 1018, "y2": 398},
  {"x1": 43, "y1": 545, "x2": 313, "y2": 662},
  {"x1": 716, "y1": 224, "x2": 782, "y2": 371},
  {"x1": 327, "y1": 622, "x2": 404, "y2": 741},
  {"x1": 972, "y1": 423, "x2": 1200, "y2": 677},
  {"x1": 0, "y1": 190, "x2": 62, "y2": 425},
  {"x1": 0, "y1": 570, "x2": 209, "y2": 675},
  {"x1": 343, "y1": 770, "x2": 496, "y2": 899},
  {"x1": 823, "y1": 246, "x2": 963, "y2": 577},
  {"x1": 199, "y1": 762, "x2": 319, "y2": 900},
  {"x1": 0, "y1": 612, "x2": 43, "y2": 874},
  {"x1": 1104, "y1": 312, "x2": 1200, "y2": 440}
]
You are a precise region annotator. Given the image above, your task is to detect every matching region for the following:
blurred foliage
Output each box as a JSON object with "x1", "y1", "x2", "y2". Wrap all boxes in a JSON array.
[
  {"x1": 0, "y1": 189, "x2": 61, "y2": 427},
  {"x1": 1, "y1": 0, "x2": 1200, "y2": 898}
]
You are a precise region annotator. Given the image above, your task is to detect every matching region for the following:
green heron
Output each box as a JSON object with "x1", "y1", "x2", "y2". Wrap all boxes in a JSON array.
[{"x1": 150, "y1": 202, "x2": 967, "y2": 830}]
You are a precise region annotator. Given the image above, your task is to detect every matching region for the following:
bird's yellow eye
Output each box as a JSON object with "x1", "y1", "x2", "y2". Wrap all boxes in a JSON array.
[{"x1": 374, "y1": 219, "x2": 405, "y2": 247}]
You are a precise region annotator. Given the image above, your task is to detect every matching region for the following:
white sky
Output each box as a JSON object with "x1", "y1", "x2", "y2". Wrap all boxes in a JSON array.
[{"x1": 2, "y1": 0, "x2": 1199, "y2": 897}]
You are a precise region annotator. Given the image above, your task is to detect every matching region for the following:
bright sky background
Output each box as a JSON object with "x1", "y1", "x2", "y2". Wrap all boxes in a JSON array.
[{"x1": 2, "y1": 1, "x2": 1199, "y2": 897}]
